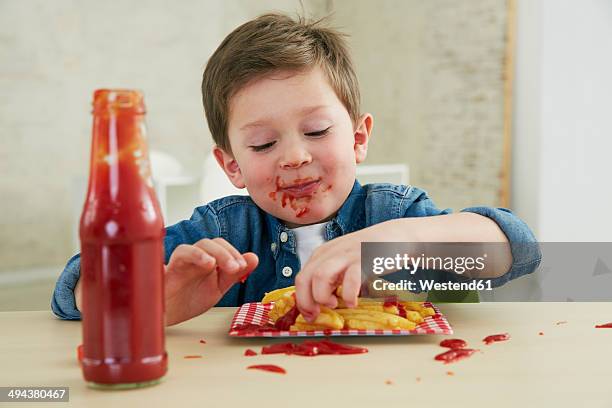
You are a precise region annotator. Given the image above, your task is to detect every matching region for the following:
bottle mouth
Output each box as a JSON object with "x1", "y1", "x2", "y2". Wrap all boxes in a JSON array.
[{"x1": 92, "y1": 89, "x2": 146, "y2": 114}]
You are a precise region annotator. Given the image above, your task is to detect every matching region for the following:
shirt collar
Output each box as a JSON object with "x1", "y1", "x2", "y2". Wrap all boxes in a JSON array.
[{"x1": 327, "y1": 179, "x2": 363, "y2": 239}]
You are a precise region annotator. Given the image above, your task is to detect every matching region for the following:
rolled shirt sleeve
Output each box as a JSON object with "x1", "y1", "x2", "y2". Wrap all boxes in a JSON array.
[
  {"x1": 461, "y1": 206, "x2": 542, "y2": 287},
  {"x1": 51, "y1": 253, "x2": 82, "y2": 320}
]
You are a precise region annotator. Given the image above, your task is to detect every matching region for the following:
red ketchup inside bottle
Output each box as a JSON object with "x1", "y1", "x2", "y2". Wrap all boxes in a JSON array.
[{"x1": 79, "y1": 89, "x2": 167, "y2": 388}]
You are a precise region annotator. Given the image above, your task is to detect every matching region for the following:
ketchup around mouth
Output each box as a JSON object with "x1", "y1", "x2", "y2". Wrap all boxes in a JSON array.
[{"x1": 268, "y1": 176, "x2": 331, "y2": 218}]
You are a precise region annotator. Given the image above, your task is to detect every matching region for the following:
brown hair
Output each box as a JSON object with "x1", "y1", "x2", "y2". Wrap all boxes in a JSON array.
[{"x1": 201, "y1": 13, "x2": 361, "y2": 154}]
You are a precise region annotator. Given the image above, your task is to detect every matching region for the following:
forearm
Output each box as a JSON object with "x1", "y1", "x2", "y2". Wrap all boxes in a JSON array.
[{"x1": 381, "y1": 213, "x2": 513, "y2": 279}]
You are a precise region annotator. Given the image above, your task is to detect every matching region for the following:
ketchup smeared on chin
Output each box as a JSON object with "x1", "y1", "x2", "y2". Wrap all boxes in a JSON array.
[
  {"x1": 261, "y1": 340, "x2": 368, "y2": 356},
  {"x1": 268, "y1": 176, "x2": 332, "y2": 218},
  {"x1": 247, "y1": 364, "x2": 286, "y2": 374},
  {"x1": 483, "y1": 333, "x2": 510, "y2": 344}
]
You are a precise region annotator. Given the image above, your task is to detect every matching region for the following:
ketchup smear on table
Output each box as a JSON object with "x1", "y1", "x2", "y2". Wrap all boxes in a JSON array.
[
  {"x1": 434, "y1": 348, "x2": 478, "y2": 364},
  {"x1": 262, "y1": 340, "x2": 368, "y2": 357},
  {"x1": 483, "y1": 333, "x2": 511, "y2": 344},
  {"x1": 439, "y1": 339, "x2": 468, "y2": 349},
  {"x1": 595, "y1": 323, "x2": 612, "y2": 328},
  {"x1": 247, "y1": 365, "x2": 286, "y2": 374},
  {"x1": 244, "y1": 349, "x2": 258, "y2": 356}
]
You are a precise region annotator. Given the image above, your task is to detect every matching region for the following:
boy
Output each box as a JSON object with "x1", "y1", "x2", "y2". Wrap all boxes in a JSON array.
[{"x1": 52, "y1": 13, "x2": 540, "y2": 326}]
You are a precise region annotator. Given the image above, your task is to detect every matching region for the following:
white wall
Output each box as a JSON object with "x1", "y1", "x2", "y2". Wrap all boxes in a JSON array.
[
  {"x1": 0, "y1": 0, "x2": 326, "y2": 271},
  {"x1": 512, "y1": 0, "x2": 612, "y2": 241}
]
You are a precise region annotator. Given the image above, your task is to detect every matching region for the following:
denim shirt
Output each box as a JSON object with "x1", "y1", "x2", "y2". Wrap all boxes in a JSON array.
[{"x1": 51, "y1": 180, "x2": 541, "y2": 320}]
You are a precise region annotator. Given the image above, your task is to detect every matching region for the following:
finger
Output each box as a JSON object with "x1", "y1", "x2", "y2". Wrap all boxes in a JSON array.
[
  {"x1": 211, "y1": 237, "x2": 247, "y2": 268},
  {"x1": 341, "y1": 263, "x2": 361, "y2": 308},
  {"x1": 167, "y1": 244, "x2": 216, "y2": 274},
  {"x1": 218, "y1": 252, "x2": 259, "y2": 291},
  {"x1": 194, "y1": 239, "x2": 241, "y2": 273},
  {"x1": 165, "y1": 245, "x2": 216, "y2": 298},
  {"x1": 311, "y1": 259, "x2": 346, "y2": 309},
  {"x1": 239, "y1": 252, "x2": 259, "y2": 283},
  {"x1": 294, "y1": 268, "x2": 320, "y2": 322}
]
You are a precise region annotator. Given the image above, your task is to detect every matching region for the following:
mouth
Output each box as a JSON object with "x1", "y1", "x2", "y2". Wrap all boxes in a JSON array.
[{"x1": 281, "y1": 178, "x2": 321, "y2": 196}]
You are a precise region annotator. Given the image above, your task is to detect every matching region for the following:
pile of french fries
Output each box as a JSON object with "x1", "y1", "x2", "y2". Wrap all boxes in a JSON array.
[{"x1": 262, "y1": 286, "x2": 435, "y2": 331}]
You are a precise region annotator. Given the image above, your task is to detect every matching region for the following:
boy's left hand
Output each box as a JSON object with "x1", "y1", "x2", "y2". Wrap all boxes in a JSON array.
[{"x1": 295, "y1": 221, "x2": 406, "y2": 321}]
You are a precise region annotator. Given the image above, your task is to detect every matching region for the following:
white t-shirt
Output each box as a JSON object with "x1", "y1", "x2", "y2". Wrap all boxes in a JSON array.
[{"x1": 291, "y1": 222, "x2": 328, "y2": 267}]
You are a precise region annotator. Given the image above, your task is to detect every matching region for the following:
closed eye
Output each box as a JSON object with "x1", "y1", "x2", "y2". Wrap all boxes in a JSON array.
[
  {"x1": 305, "y1": 126, "x2": 331, "y2": 137},
  {"x1": 250, "y1": 141, "x2": 276, "y2": 152}
]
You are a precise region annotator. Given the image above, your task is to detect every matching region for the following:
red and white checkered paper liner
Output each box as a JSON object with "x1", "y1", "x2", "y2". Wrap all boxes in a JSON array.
[{"x1": 229, "y1": 301, "x2": 452, "y2": 337}]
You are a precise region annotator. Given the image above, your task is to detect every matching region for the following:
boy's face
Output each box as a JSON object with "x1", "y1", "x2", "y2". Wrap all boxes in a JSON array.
[{"x1": 214, "y1": 66, "x2": 373, "y2": 227}]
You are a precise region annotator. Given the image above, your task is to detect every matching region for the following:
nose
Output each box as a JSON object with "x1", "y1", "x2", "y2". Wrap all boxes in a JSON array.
[{"x1": 279, "y1": 141, "x2": 312, "y2": 169}]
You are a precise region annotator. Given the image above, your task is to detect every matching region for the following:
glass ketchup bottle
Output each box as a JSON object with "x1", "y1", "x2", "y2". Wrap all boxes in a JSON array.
[{"x1": 79, "y1": 89, "x2": 167, "y2": 389}]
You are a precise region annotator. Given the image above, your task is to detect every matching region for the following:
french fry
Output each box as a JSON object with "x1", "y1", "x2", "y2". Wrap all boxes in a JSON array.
[
  {"x1": 262, "y1": 286, "x2": 295, "y2": 304},
  {"x1": 264, "y1": 285, "x2": 432, "y2": 331},
  {"x1": 294, "y1": 307, "x2": 344, "y2": 330},
  {"x1": 335, "y1": 309, "x2": 417, "y2": 330}
]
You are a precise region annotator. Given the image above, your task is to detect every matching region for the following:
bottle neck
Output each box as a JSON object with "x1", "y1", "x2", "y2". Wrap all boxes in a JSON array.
[
  {"x1": 81, "y1": 90, "x2": 163, "y2": 242},
  {"x1": 87, "y1": 112, "x2": 154, "y2": 202}
]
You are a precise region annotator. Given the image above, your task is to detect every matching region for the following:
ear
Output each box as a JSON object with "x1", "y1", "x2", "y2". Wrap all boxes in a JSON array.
[
  {"x1": 212, "y1": 146, "x2": 246, "y2": 188},
  {"x1": 354, "y1": 113, "x2": 373, "y2": 164}
]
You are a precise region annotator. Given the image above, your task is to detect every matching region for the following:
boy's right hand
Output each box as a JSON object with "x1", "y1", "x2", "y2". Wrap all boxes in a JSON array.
[{"x1": 164, "y1": 238, "x2": 258, "y2": 326}]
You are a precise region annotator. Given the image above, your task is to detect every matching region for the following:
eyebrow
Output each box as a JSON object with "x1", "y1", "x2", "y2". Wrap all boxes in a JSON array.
[{"x1": 239, "y1": 105, "x2": 330, "y2": 131}]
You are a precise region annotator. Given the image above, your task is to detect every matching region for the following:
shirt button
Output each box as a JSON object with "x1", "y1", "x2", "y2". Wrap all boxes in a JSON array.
[
  {"x1": 281, "y1": 266, "x2": 293, "y2": 277},
  {"x1": 280, "y1": 232, "x2": 288, "y2": 243},
  {"x1": 270, "y1": 242, "x2": 277, "y2": 251}
]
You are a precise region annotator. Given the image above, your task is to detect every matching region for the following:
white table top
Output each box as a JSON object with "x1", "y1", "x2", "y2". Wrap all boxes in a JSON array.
[{"x1": 1, "y1": 303, "x2": 611, "y2": 407}]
